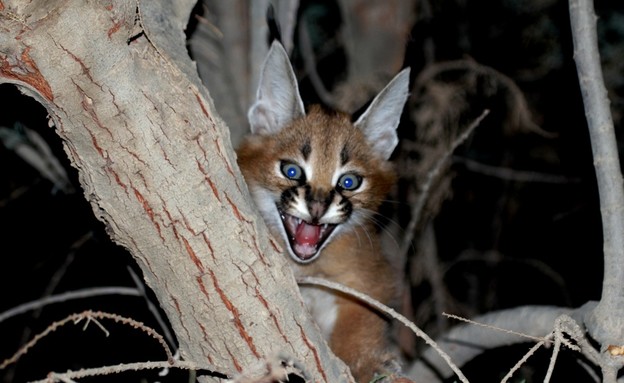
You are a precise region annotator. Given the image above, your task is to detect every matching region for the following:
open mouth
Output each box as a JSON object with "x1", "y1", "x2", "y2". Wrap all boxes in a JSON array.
[{"x1": 279, "y1": 210, "x2": 337, "y2": 262}]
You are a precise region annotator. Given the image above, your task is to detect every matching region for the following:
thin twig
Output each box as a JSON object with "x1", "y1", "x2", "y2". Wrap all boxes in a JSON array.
[
  {"x1": 298, "y1": 276, "x2": 470, "y2": 383},
  {"x1": 443, "y1": 312, "x2": 549, "y2": 344},
  {"x1": 443, "y1": 312, "x2": 590, "y2": 383},
  {"x1": 27, "y1": 360, "x2": 204, "y2": 383},
  {"x1": 454, "y1": 156, "x2": 581, "y2": 184},
  {"x1": 0, "y1": 287, "x2": 141, "y2": 324},
  {"x1": 399, "y1": 109, "x2": 489, "y2": 258},
  {"x1": 544, "y1": 315, "x2": 584, "y2": 382},
  {"x1": 127, "y1": 266, "x2": 177, "y2": 350},
  {"x1": 0, "y1": 310, "x2": 173, "y2": 370},
  {"x1": 414, "y1": 60, "x2": 554, "y2": 138},
  {"x1": 500, "y1": 339, "x2": 549, "y2": 383}
]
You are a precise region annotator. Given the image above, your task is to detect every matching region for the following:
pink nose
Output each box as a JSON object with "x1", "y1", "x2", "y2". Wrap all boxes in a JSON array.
[{"x1": 309, "y1": 201, "x2": 326, "y2": 220}]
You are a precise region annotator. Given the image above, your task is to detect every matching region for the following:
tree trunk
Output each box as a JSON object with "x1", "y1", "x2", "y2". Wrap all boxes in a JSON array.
[{"x1": 0, "y1": 0, "x2": 351, "y2": 381}]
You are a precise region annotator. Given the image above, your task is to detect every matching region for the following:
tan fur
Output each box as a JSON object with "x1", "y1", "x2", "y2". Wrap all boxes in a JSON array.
[
  {"x1": 295, "y1": 227, "x2": 399, "y2": 382},
  {"x1": 237, "y1": 106, "x2": 400, "y2": 382}
]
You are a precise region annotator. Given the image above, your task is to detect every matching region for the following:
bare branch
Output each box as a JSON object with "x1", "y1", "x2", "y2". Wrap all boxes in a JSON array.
[
  {"x1": 399, "y1": 109, "x2": 489, "y2": 258},
  {"x1": 407, "y1": 304, "x2": 596, "y2": 382},
  {"x1": 298, "y1": 276, "x2": 470, "y2": 383},
  {"x1": 1, "y1": 311, "x2": 174, "y2": 371},
  {"x1": 0, "y1": 287, "x2": 141, "y2": 324},
  {"x1": 501, "y1": 340, "x2": 549, "y2": 383},
  {"x1": 453, "y1": 156, "x2": 581, "y2": 184},
  {"x1": 569, "y1": 0, "x2": 624, "y2": 357},
  {"x1": 28, "y1": 360, "x2": 205, "y2": 383}
]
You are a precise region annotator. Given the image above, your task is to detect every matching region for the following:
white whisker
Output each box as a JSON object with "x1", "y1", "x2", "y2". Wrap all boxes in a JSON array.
[
  {"x1": 358, "y1": 208, "x2": 402, "y2": 247},
  {"x1": 359, "y1": 222, "x2": 375, "y2": 251}
]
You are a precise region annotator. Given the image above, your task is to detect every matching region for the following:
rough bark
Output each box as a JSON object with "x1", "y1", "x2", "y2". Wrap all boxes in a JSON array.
[{"x1": 0, "y1": 0, "x2": 351, "y2": 381}]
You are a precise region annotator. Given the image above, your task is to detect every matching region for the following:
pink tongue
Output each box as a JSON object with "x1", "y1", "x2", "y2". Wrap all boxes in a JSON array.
[{"x1": 295, "y1": 222, "x2": 321, "y2": 245}]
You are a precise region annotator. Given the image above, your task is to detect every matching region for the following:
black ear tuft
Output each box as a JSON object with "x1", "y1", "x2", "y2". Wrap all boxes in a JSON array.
[{"x1": 266, "y1": 4, "x2": 283, "y2": 45}]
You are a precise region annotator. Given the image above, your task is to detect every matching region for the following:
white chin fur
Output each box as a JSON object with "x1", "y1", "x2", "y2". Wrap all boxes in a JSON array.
[{"x1": 250, "y1": 186, "x2": 353, "y2": 264}]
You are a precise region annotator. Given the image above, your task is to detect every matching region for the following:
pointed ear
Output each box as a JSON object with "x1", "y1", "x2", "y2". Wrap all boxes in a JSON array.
[
  {"x1": 247, "y1": 41, "x2": 306, "y2": 135},
  {"x1": 354, "y1": 68, "x2": 411, "y2": 160}
]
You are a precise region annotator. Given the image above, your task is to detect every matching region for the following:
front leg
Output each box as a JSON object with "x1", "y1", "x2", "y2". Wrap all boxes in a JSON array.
[{"x1": 330, "y1": 296, "x2": 399, "y2": 383}]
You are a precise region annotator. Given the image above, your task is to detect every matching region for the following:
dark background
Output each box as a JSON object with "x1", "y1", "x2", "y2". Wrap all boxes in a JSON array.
[{"x1": 1, "y1": 0, "x2": 622, "y2": 382}]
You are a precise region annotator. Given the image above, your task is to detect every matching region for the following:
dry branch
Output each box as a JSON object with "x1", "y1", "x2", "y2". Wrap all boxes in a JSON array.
[
  {"x1": 407, "y1": 304, "x2": 594, "y2": 382},
  {"x1": 0, "y1": 0, "x2": 350, "y2": 381}
]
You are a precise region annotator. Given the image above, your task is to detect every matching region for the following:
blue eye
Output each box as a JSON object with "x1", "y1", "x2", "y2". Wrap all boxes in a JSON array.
[
  {"x1": 281, "y1": 162, "x2": 304, "y2": 181},
  {"x1": 338, "y1": 173, "x2": 362, "y2": 191}
]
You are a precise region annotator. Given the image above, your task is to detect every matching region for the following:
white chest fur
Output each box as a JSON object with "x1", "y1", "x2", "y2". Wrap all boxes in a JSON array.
[{"x1": 300, "y1": 286, "x2": 338, "y2": 340}]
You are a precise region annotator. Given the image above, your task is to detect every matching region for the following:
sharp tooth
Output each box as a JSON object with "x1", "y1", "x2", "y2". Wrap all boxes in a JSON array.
[{"x1": 297, "y1": 218, "x2": 302, "y2": 225}]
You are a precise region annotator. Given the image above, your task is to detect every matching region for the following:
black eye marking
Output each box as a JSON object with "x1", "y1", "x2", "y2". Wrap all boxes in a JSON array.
[
  {"x1": 301, "y1": 140, "x2": 311, "y2": 160},
  {"x1": 280, "y1": 186, "x2": 299, "y2": 206},
  {"x1": 338, "y1": 197, "x2": 353, "y2": 216},
  {"x1": 340, "y1": 145, "x2": 350, "y2": 166}
]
